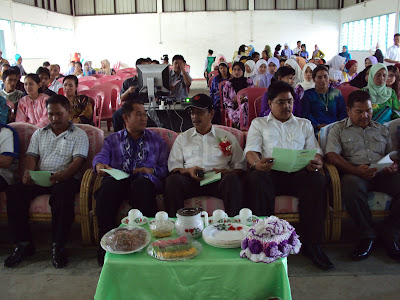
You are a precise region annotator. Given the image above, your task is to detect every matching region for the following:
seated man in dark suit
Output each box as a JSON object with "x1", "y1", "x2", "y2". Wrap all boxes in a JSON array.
[{"x1": 325, "y1": 90, "x2": 400, "y2": 261}]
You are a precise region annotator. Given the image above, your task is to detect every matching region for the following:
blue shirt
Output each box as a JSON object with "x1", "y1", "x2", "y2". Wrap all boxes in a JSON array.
[
  {"x1": 209, "y1": 76, "x2": 229, "y2": 109},
  {"x1": 301, "y1": 88, "x2": 347, "y2": 129}
]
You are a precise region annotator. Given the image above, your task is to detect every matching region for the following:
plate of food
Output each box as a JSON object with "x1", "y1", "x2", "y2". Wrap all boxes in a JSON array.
[
  {"x1": 101, "y1": 226, "x2": 151, "y2": 254},
  {"x1": 202, "y1": 223, "x2": 250, "y2": 248},
  {"x1": 147, "y1": 236, "x2": 202, "y2": 261}
]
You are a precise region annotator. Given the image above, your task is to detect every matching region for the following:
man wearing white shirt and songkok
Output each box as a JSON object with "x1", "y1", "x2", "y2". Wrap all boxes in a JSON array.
[
  {"x1": 384, "y1": 33, "x2": 400, "y2": 65},
  {"x1": 165, "y1": 94, "x2": 246, "y2": 216},
  {"x1": 245, "y1": 81, "x2": 332, "y2": 270}
]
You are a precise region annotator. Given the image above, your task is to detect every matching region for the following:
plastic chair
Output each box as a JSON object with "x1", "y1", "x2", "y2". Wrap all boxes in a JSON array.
[
  {"x1": 77, "y1": 84, "x2": 89, "y2": 93},
  {"x1": 237, "y1": 87, "x2": 268, "y2": 131},
  {"x1": 254, "y1": 96, "x2": 263, "y2": 117},
  {"x1": 91, "y1": 83, "x2": 121, "y2": 131},
  {"x1": 92, "y1": 74, "x2": 106, "y2": 79},
  {"x1": 78, "y1": 76, "x2": 97, "y2": 82},
  {"x1": 6, "y1": 100, "x2": 15, "y2": 122},
  {"x1": 208, "y1": 70, "x2": 218, "y2": 87},
  {"x1": 107, "y1": 79, "x2": 124, "y2": 89},
  {"x1": 97, "y1": 75, "x2": 122, "y2": 85},
  {"x1": 78, "y1": 89, "x2": 105, "y2": 128},
  {"x1": 83, "y1": 80, "x2": 100, "y2": 89},
  {"x1": 336, "y1": 85, "x2": 359, "y2": 104}
]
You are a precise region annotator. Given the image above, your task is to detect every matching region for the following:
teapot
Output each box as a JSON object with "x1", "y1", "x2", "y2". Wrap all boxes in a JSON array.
[{"x1": 175, "y1": 208, "x2": 208, "y2": 239}]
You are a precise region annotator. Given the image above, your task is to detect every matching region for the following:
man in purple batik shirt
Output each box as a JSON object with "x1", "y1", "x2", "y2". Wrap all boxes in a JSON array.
[{"x1": 93, "y1": 100, "x2": 168, "y2": 265}]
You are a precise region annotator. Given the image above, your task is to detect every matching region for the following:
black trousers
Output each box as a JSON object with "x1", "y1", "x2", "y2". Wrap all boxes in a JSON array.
[
  {"x1": 164, "y1": 173, "x2": 243, "y2": 217},
  {"x1": 246, "y1": 169, "x2": 326, "y2": 245},
  {"x1": 6, "y1": 178, "x2": 80, "y2": 244},
  {"x1": 341, "y1": 173, "x2": 400, "y2": 241},
  {"x1": 95, "y1": 176, "x2": 157, "y2": 238}
]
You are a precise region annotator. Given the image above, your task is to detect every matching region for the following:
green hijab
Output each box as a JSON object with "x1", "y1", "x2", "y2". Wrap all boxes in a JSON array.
[{"x1": 367, "y1": 63, "x2": 393, "y2": 104}]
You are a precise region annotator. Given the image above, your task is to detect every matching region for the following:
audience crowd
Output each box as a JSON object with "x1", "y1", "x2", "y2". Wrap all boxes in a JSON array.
[{"x1": 1, "y1": 35, "x2": 400, "y2": 272}]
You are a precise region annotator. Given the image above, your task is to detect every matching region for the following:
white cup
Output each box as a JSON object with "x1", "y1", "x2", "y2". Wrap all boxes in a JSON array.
[
  {"x1": 239, "y1": 208, "x2": 252, "y2": 223},
  {"x1": 212, "y1": 209, "x2": 228, "y2": 224},
  {"x1": 155, "y1": 211, "x2": 168, "y2": 221},
  {"x1": 159, "y1": 101, "x2": 165, "y2": 110},
  {"x1": 128, "y1": 209, "x2": 143, "y2": 224}
]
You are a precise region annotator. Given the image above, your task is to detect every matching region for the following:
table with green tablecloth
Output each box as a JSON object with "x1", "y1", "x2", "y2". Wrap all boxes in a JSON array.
[{"x1": 94, "y1": 221, "x2": 292, "y2": 300}]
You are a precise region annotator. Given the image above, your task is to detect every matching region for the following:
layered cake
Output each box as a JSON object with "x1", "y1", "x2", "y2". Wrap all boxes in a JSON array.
[
  {"x1": 240, "y1": 216, "x2": 301, "y2": 263},
  {"x1": 151, "y1": 236, "x2": 197, "y2": 259}
]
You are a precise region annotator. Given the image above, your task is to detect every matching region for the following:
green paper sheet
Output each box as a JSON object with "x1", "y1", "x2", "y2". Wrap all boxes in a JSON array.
[
  {"x1": 101, "y1": 168, "x2": 130, "y2": 180},
  {"x1": 28, "y1": 170, "x2": 53, "y2": 187},
  {"x1": 271, "y1": 148, "x2": 318, "y2": 173},
  {"x1": 200, "y1": 171, "x2": 222, "y2": 186}
]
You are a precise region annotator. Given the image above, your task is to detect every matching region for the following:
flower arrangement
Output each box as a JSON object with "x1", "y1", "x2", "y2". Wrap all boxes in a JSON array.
[
  {"x1": 240, "y1": 216, "x2": 301, "y2": 263},
  {"x1": 218, "y1": 136, "x2": 232, "y2": 156}
]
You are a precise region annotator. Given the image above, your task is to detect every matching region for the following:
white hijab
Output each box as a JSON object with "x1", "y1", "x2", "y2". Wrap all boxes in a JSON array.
[
  {"x1": 253, "y1": 59, "x2": 268, "y2": 85},
  {"x1": 244, "y1": 60, "x2": 256, "y2": 78},
  {"x1": 285, "y1": 58, "x2": 303, "y2": 85},
  {"x1": 297, "y1": 63, "x2": 317, "y2": 91},
  {"x1": 329, "y1": 55, "x2": 346, "y2": 81}
]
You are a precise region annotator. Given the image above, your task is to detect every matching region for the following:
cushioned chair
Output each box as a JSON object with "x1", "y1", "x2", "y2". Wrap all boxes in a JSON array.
[
  {"x1": 91, "y1": 127, "x2": 178, "y2": 244},
  {"x1": 320, "y1": 122, "x2": 394, "y2": 241},
  {"x1": 336, "y1": 85, "x2": 359, "y2": 104},
  {"x1": 237, "y1": 87, "x2": 268, "y2": 131},
  {"x1": 0, "y1": 122, "x2": 103, "y2": 244}
]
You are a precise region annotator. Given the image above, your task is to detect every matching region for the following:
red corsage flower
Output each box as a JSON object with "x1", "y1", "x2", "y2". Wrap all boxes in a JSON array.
[{"x1": 218, "y1": 136, "x2": 232, "y2": 156}]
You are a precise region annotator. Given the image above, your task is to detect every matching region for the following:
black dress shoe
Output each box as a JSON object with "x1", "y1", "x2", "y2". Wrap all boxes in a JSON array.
[
  {"x1": 352, "y1": 239, "x2": 375, "y2": 261},
  {"x1": 383, "y1": 239, "x2": 400, "y2": 260},
  {"x1": 97, "y1": 247, "x2": 106, "y2": 266},
  {"x1": 52, "y1": 244, "x2": 68, "y2": 268},
  {"x1": 4, "y1": 243, "x2": 36, "y2": 268},
  {"x1": 302, "y1": 244, "x2": 334, "y2": 270}
]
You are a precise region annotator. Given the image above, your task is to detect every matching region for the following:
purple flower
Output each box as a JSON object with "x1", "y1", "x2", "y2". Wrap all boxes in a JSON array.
[
  {"x1": 263, "y1": 241, "x2": 278, "y2": 257},
  {"x1": 241, "y1": 238, "x2": 249, "y2": 250},
  {"x1": 288, "y1": 231, "x2": 299, "y2": 246},
  {"x1": 249, "y1": 239, "x2": 263, "y2": 254}
]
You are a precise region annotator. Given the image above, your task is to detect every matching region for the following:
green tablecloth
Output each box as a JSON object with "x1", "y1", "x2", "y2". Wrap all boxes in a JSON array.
[{"x1": 95, "y1": 221, "x2": 292, "y2": 300}]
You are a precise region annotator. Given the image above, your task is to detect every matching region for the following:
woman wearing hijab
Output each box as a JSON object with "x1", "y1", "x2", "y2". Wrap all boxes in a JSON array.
[
  {"x1": 252, "y1": 59, "x2": 268, "y2": 87},
  {"x1": 210, "y1": 62, "x2": 231, "y2": 124},
  {"x1": 329, "y1": 55, "x2": 348, "y2": 87},
  {"x1": 222, "y1": 62, "x2": 254, "y2": 127},
  {"x1": 98, "y1": 59, "x2": 116, "y2": 75},
  {"x1": 285, "y1": 58, "x2": 303, "y2": 85},
  {"x1": 295, "y1": 63, "x2": 317, "y2": 99},
  {"x1": 312, "y1": 45, "x2": 325, "y2": 60},
  {"x1": 259, "y1": 57, "x2": 279, "y2": 88},
  {"x1": 362, "y1": 63, "x2": 400, "y2": 123},
  {"x1": 301, "y1": 65, "x2": 346, "y2": 132},
  {"x1": 339, "y1": 46, "x2": 352, "y2": 63},
  {"x1": 244, "y1": 60, "x2": 256, "y2": 79},
  {"x1": 365, "y1": 56, "x2": 378, "y2": 68},
  {"x1": 264, "y1": 45, "x2": 272, "y2": 59},
  {"x1": 295, "y1": 56, "x2": 307, "y2": 70},
  {"x1": 345, "y1": 60, "x2": 358, "y2": 81},
  {"x1": 83, "y1": 61, "x2": 96, "y2": 76},
  {"x1": 12, "y1": 54, "x2": 27, "y2": 77},
  {"x1": 281, "y1": 43, "x2": 293, "y2": 59},
  {"x1": 211, "y1": 54, "x2": 226, "y2": 71}
]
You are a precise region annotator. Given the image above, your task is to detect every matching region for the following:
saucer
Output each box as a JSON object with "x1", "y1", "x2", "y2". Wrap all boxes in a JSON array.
[
  {"x1": 121, "y1": 216, "x2": 148, "y2": 226},
  {"x1": 232, "y1": 215, "x2": 259, "y2": 226}
]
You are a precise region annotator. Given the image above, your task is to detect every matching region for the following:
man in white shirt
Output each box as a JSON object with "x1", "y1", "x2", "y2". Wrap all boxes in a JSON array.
[
  {"x1": 293, "y1": 41, "x2": 302, "y2": 55},
  {"x1": 48, "y1": 64, "x2": 63, "y2": 93},
  {"x1": 165, "y1": 94, "x2": 246, "y2": 216},
  {"x1": 384, "y1": 33, "x2": 400, "y2": 65},
  {"x1": 0, "y1": 124, "x2": 19, "y2": 191},
  {"x1": 245, "y1": 81, "x2": 332, "y2": 270}
]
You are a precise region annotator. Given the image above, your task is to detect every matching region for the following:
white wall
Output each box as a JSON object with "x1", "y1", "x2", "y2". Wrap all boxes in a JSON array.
[
  {"x1": 0, "y1": 0, "x2": 74, "y2": 73},
  {"x1": 75, "y1": 9, "x2": 341, "y2": 78},
  {"x1": 340, "y1": 0, "x2": 400, "y2": 72}
]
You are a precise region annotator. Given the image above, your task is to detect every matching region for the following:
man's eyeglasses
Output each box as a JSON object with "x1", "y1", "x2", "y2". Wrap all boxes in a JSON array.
[{"x1": 273, "y1": 99, "x2": 294, "y2": 106}]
